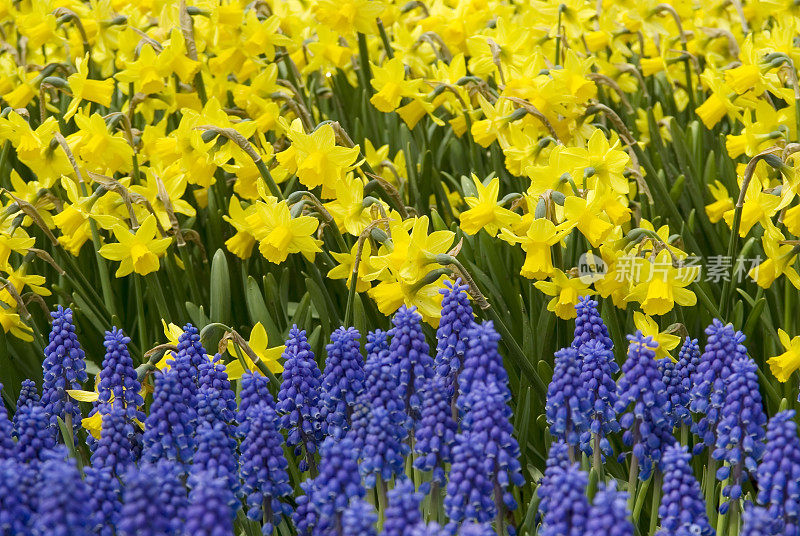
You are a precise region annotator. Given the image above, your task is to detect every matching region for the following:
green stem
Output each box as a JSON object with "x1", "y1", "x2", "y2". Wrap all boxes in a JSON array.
[
  {"x1": 377, "y1": 478, "x2": 388, "y2": 529},
  {"x1": 357, "y1": 32, "x2": 373, "y2": 93},
  {"x1": 376, "y1": 19, "x2": 394, "y2": 59},
  {"x1": 255, "y1": 159, "x2": 285, "y2": 201},
  {"x1": 649, "y1": 471, "x2": 662, "y2": 536},
  {"x1": 592, "y1": 433, "x2": 605, "y2": 482},
  {"x1": 144, "y1": 272, "x2": 171, "y2": 322},
  {"x1": 627, "y1": 454, "x2": 639, "y2": 514}
]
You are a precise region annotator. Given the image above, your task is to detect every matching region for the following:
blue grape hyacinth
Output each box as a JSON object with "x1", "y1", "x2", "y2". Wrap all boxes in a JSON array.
[
  {"x1": 142, "y1": 368, "x2": 197, "y2": 467},
  {"x1": 659, "y1": 444, "x2": 713, "y2": 536},
  {"x1": 360, "y1": 406, "x2": 410, "y2": 487},
  {"x1": 538, "y1": 441, "x2": 572, "y2": 517},
  {"x1": 196, "y1": 353, "x2": 237, "y2": 443},
  {"x1": 14, "y1": 402, "x2": 54, "y2": 463},
  {"x1": 459, "y1": 320, "x2": 510, "y2": 406},
  {"x1": 383, "y1": 479, "x2": 424, "y2": 536},
  {"x1": 0, "y1": 384, "x2": 15, "y2": 458},
  {"x1": 184, "y1": 473, "x2": 236, "y2": 536},
  {"x1": 659, "y1": 337, "x2": 700, "y2": 427},
  {"x1": 573, "y1": 296, "x2": 613, "y2": 351},
  {"x1": 277, "y1": 325, "x2": 324, "y2": 473},
  {"x1": 757, "y1": 410, "x2": 800, "y2": 535},
  {"x1": 577, "y1": 339, "x2": 619, "y2": 456},
  {"x1": 97, "y1": 327, "x2": 143, "y2": 418},
  {"x1": 191, "y1": 421, "x2": 239, "y2": 505},
  {"x1": 12, "y1": 379, "x2": 39, "y2": 438},
  {"x1": 713, "y1": 356, "x2": 767, "y2": 513},
  {"x1": 435, "y1": 279, "x2": 474, "y2": 393},
  {"x1": 85, "y1": 465, "x2": 122, "y2": 536},
  {"x1": 239, "y1": 401, "x2": 293, "y2": 531},
  {"x1": 539, "y1": 462, "x2": 589, "y2": 536},
  {"x1": 90, "y1": 405, "x2": 135, "y2": 475},
  {"x1": 615, "y1": 332, "x2": 674, "y2": 480},
  {"x1": 586, "y1": 483, "x2": 632, "y2": 536},
  {"x1": 306, "y1": 435, "x2": 365, "y2": 534},
  {"x1": 0, "y1": 458, "x2": 30, "y2": 533},
  {"x1": 42, "y1": 306, "x2": 88, "y2": 433},
  {"x1": 119, "y1": 461, "x2": 188, "y2": 536},
  {"x1": 546, "y1": 346, "x2": 590, "y2": 449},
  {"x1": 691, "y1": 320, "x2": 745, "y2": 451},
  {"x1": 342, "y1": 498, "x2": 378, "y2": 536},
  {"x1": 389, "y1": 305, "x2": 434, "y2": 421},
  {"x1": 321, "y1": 326, "x2": 365, "y2": 438},
  {"x1": 461, "y1": 382, "x2": 525, "y2": 514},
  {"x1": 238, "y1": 371, "x2": 275, "y2": 427},
  {"x1": 33, "y1": 454, "x2": 93, "y2": 536},
  {"x1": 445, "y1": 433, "x2": 497, "y2": 524},
  {"x1": 413, "y1": 375, "x2": 457, "y2": 483},
  {"x1": 741, "y1": 503, "x2": 782, "y2": 536}
]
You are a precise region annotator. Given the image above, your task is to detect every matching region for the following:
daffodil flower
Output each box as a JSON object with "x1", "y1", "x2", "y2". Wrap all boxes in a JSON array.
[
  {"x1": 459, "y1": 175, "x2": 519, "y2": 237},
  {"x1": 99, "y1": 215, "x2": 172, "y2": 277},
  {"x1": 632, "y1": 312, "x2": 681, "y2": 360},
  {"x1": 769, "y1": 329, "x2": 800, "y2": 382},
  {"x1": 225, "y1": 322, "x2": 285, "y2": 379}
]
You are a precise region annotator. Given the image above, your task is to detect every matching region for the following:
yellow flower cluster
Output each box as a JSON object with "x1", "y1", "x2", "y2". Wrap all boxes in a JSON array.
[{"x1": 0, "y1": 0, "x2": 798, "y2": 357}]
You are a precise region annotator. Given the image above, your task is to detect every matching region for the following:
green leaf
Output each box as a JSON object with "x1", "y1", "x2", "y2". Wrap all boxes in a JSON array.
[
  {"x1": 185, "y1": 302, "x2": 210, "y2": 329},
  {"x1": 244, "y1": 276, "x2": 280, "y2": 345},
  {"x1": 210, "y1": 249, "x2": 231, "y2": 325}
]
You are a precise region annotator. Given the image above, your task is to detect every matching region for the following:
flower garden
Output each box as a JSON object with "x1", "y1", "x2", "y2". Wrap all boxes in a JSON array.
[{"x1": 1, "y1": 0, "x2": 800, "y2": 534}]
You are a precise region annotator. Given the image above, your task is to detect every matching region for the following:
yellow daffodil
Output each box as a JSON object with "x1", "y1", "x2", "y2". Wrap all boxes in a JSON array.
[
  {"x1": 769, "y1": 329, "x2": 800, "y2": 382},
  {"x1": 500, "y1": 218, "x2": 573, "y2": 279},
  {"x1": 632, "y1": 312, "x2": 681, "y2": 360},
  {"x1": 226, "y1": 322, "x2": 285, "y2": 379},
  {"x1": 0, "y1": 302, "x2": 33, "y2": 342},
  {"x1": 278, "y1": 124, "x2": 360, "y2": 193},
  {"x1": 66, "y1": 54, "x2": 115, "y2": 119},
  {"x1": 459, "y1": 175, "x2": 518, "y2": 237},
  {"x1": 559, "y1": 129, "x2": 631, "y2": 195},
  {"x1": 324, "y1": 176, "x2": 375, "y2": 236},
  {"x1": 370, "y1": 57, "x2": 422, "y2": 113},
  {"x1": 245, "y1": 199, "x2": 323, "y2": 264},
  {"x1": 534, "y1": 269, "x2": 592, "y2": 319},
  {"x1": 99, "y1": 215, "x2": 172, "y2": 277},
  {"x1": 626, "y1": 250, "x2": 699, "y2": 316},
  {"x1": 705, "y1": 180, "x2": 734, "y2": 223}
]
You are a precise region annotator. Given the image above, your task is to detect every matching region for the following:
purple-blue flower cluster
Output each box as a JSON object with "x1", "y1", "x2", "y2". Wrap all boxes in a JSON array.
[
  {"x1": 277, "y1": 325, "x2": 324, "y2": 472},
  {"x1": 41, "y1": 306, "x2": 88, "y2": 433},
  {"x1": 615, "y1": 332, "x2": 674, "y2": 479},
  {"x1": 757, "y1": 410, "x2": 800, "y2": 535}
]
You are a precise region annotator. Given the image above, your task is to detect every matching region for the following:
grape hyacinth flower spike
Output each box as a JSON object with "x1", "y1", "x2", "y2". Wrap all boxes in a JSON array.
[
  {"x1": 586, "y1": 482, "x2": 633, "y2": 536},
  {"x1": 142, "y1": 368, "x2": 197, "y2": 467},
  {"x1": 435, "y1": 278, "x2": 474, "y2": 396},
  {"x1": 757, "y1": 410, "x2": 800, "y2": 535},
  {"x1": 659, "y1": 336, "x2": 700, "y2": 429},
  {"x1": 713, "y1": 356, "x2": 767, "y2": 514},
  {"x1": 321, "y1": 326, "x2": 365, "y2": 438},
  {"x1": 277, "y1": 325, "x2": 324, "y2": 474},
  {"x1": 389, "y1": 305, "x2": 434, "y2": 422},
  {"x1": 615, "y1": 332, "x2": 674, "y2": 481},
  {"x1": 573, "y1": 296, "x2": 613, "y2": 351},
  {"x1": 577, "y1": 338, "x2": 619, "y2": 461},
  {"x1": 304, "y1": 435, "x2": 365, "y2": 534},
  {"x1": 97, "y1": 327, "x2": 143, "y2": 418},
  {"x1": 42, "y1": 305, "x2": 88, "y2": 434},
  {"x1": 239, "y1": 401, "x2": 292, "y2": 531},
  {"x1": 690, "y1": 319, "x2": 746, "y2": 452},
  {"x1": 539, "y1": 462, "x2": 590, "y2": 536},
  {"x1": 546, "y1": 345, "x2": 590, "y2": 454},
  {"x1": 459, "y1": 320, "x2": 511, "y2": 406},
  {"x1": 659, "y1": 444, "x2": 713, "y2": 536}
]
